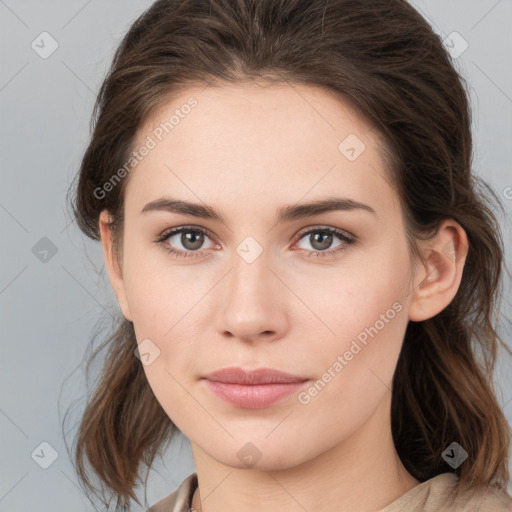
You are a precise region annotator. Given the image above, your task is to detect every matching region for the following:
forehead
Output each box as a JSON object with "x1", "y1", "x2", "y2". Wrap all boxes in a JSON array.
[{"x1": 125, "y1": 82, "x2": 396, "y2": 217}]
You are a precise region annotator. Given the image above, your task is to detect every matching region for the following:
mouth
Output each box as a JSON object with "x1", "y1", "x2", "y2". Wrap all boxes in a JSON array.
[{"x1": 201, "y1": 367, "x2": 310, "y2": 409}]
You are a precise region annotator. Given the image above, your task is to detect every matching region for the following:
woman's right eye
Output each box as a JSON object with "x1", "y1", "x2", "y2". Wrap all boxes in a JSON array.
[{"x1": 155, "y1": 226, "x2": 218, "y2": 258}]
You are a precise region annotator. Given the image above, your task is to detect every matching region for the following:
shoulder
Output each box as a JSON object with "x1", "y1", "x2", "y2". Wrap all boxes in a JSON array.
[
  {"x1": 434, "y1": 473, "x2": 512, "y2": 512},
  {"x1": 449, "y1": 478, "x2": 512, "y2": 512},
  {"x1": 146, "y1": 473, "x2": 198, "y2": 512},
  {"x1": 380, "y1": 473, "x2": 512, "y2": 512}
]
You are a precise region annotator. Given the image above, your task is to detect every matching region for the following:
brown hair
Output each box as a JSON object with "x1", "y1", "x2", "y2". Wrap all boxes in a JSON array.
[{"x1": 66, "y1": 0, "x2": 512, "y2": 509}]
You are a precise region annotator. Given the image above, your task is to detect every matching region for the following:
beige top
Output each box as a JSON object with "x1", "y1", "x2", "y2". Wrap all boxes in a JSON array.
[{"x1": 147, "y1": 472, "x2": 512, "y2": 511}]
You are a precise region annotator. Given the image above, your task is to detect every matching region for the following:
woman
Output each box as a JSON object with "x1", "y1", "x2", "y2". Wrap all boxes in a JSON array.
[{"x1": 68, "y1": 0, "x2": 512, "y2": 510}]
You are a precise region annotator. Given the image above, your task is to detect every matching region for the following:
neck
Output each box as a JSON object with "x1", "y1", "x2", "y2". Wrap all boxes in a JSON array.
[{"x1": 190, "y1": 392, "x2": 419, "y2": 512}]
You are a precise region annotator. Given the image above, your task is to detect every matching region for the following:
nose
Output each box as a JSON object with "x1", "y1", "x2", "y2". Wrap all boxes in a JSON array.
[{"x1": 214, "y1": 246, "x2": 289, "y2": 344}]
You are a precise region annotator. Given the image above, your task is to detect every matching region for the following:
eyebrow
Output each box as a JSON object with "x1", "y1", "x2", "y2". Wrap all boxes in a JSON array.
[{"x1": 140, "y1": 196, "x2": 376, "y2": 223}]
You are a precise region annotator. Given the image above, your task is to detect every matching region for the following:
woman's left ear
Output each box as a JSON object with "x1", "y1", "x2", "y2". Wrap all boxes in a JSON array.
[{"x1": 408, "y1": 219, "x2": 469, "y2": 322}]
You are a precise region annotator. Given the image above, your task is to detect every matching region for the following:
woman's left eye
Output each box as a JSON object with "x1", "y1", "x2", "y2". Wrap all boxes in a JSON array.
[
  {"x1": 294, "y1": 227, "x2": 355, "y2": 258},
  {"x1": 155, "y1": 226, "x2": 355, "y2": 259}
]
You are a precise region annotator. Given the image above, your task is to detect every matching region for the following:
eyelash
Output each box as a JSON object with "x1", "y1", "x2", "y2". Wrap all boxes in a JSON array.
[{"x1": 155, "y1": 225, "x2": 356, "y2": 260}]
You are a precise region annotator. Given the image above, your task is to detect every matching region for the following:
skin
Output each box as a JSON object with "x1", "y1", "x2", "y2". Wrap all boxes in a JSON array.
[{"x1": 99, "y1": 81, "x2": 468, "y2": 512}]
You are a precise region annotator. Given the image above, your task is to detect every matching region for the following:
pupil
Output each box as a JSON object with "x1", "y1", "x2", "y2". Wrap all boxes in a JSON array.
[
  {"x1": 183, "y1": 231, "x2": 204, "y2": 250},
  {"x1": 312, "y1": 232, "x2": 332, "y2": 250}
]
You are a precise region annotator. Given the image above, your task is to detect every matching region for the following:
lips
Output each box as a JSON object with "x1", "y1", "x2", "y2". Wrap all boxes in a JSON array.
[
  {"x1": 202, "y1": 367, "x2": 308, "y2": 385},
  {"x1": 202, "y1": 367, "x2": 310, "y2": 409}
]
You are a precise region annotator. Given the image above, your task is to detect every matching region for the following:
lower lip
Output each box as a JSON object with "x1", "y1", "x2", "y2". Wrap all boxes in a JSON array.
[{"x1": 203, "y1": 379, "x2": 308, "y2": 409}]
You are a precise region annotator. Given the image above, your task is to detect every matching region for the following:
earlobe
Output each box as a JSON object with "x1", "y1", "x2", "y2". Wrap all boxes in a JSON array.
[
  {"x1": 408, "y1": 220, "x2": 469, "y2": 322},
  {"x1": 98, "y1": 210, "x2": 133, "y2": 322}
]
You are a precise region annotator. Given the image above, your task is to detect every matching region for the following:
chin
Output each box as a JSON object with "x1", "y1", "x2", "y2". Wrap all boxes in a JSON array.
[{"x1": 206, "y1": 439, "x2": 315, "y2": 472}]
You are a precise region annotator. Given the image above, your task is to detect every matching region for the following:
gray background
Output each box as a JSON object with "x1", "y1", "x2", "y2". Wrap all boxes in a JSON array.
[{"x1": 0, "y1": 1, "x2": 511, "y2": 510}]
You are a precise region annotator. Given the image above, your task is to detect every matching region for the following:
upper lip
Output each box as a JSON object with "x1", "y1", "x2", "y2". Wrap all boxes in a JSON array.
[{"x1": 202, "y1": 367, "x2": 308, "y2": 385}]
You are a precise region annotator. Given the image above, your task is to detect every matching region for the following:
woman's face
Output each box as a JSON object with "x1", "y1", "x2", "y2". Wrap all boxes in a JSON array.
[{"x1": 105, "y1": 82, "x2": 420, "y2": 469}]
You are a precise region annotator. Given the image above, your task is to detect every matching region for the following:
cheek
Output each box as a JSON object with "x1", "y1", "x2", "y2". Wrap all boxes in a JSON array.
[
  {"x1": 121, "y1": 250, "x2": 208, "y2": 390},
  {"x1": 302, "y1": 249, "x2": 409, "y2": 342},
  {"x1": 121, "y1": 240, "x2": 191, "y2": 334},
  {"x1": 295, "y1": 293, "x2": 407, "y2": 443},
  {"x1": 123, "y1": 255, "x2": 202, "y2": 425},
  {"x1": 302, "y1": 249, "x2": 410, "y2": 396}
]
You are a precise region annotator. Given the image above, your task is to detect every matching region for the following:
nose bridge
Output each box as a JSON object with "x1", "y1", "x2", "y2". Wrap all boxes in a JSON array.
[
  {"x1": 232, "y1": 242, "x2": 269, "y2": 298},
  {"x1": 215, "y1": 236, "x2": 287, "y2": 341}
]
